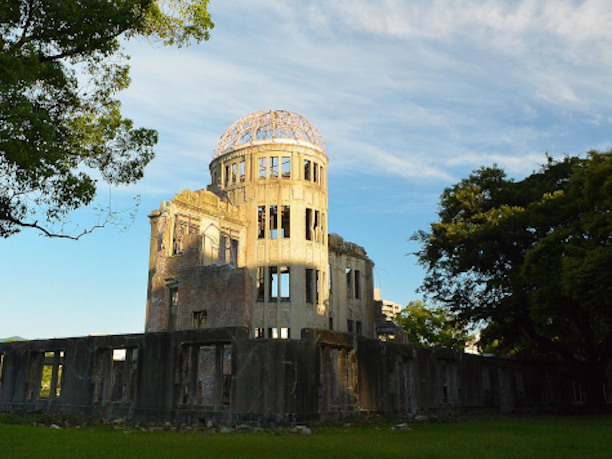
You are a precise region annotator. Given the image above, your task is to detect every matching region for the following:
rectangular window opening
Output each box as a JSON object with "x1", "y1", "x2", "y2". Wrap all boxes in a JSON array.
[
  {"x1": 281, "y1": 206, "x2": 290, "y2": 238},
  {"x1": 329, "y1": 317, "x2": 334, "y2": 330},
  {"x1": 314, "y1": 210, "x2": 320, "y2": 242},
  {"x1": 280, "y1": 327, "x2": 290, "y2": 339},
  {"x1": 354, "y1": 270, "x2": 361, "y2": 299},
  {"x1": 316, "y1": 270, "x2": 321, "y2": 304},
  {"x1": 282, "y1": 157, "x2": 291, "y2": 178},
  {"x1": 196, "y1": 345, "x2": 216, "y2": 405},
  {"x1": 356, "y1": 321, "x2": 363, "y2": 336},
  {"x1": 269, "y1": 205, "x2": 278, "y2": 239},
  {"x1": 257, "y1": 266, "x2": 265, "y2": 302},
  {"x1": 305, "y1": 268, "x2": 314, "y2": 304},
  {"x1": 313, "y1": 163, "x2": 319, "y2": 184},
  {"x1": 239, "y1": 160, "x2": 245, "y2": 182},
  {"x1": 168, "y1": 284, "x2": 178, "y2": 329},
  {"x1": 218, "y1": 233, "x2": 228, "y2": 264},
  {"x1": 270, "y1": 156, "x2": 279, "y2": 178},
  {"x1": 231, "y1": 163, "x2": 237, "y2": 184},
  {"x1": 193, "y1": 310, "x2": 207, "y2": 329},
  {"x1": 222, "y1": 345, "x2": 232, "y2": 405},
  {"x1": 230, "y1": 238, "x2": 238, "y2": 266},
  {"x1": 173, "y1": 215, "x2": 199, "y2": 255},
  {"x1": 39, "y1": 363, "x2": 54, "y2": 399},
  {"x1": 225, "y1": 165, "x2": 231, "y2": 187},
  {"x1": 268, "y1": 327, "x2": 278, "y2": 339},
  {"x1": 269, "y1": 267, "x2": 278, "y2": 301},
  {"x1": 39, "y1": 351, "x2": 63, "y2": 400},
  {"x1": 280, "y1": 266, "x2": 290, "y2": 301},
  {"x1": 346, "y1": 268, "x2": 353, "y2": 299},
  {"x1": 304, "y1": 160, "x2": 311, "y2": 181},
  {"x1": 254, "y1": 327, "x2": 265, "y2": 339},
  {"x1": 110, "y1": 348, "x2": 138, "y2": 402},
  {"x1": 258, "y1": 206, "x2": 266, "y2": 239},
  {"x1": 347, "y1": 319, "x2": 354, "y2": 334},
  {"x1": 305, "y1": 208, "x2": 313, "y2": 241},
  {"x1": 259, "y1": 157, "x2": 267, "y2": 179}
]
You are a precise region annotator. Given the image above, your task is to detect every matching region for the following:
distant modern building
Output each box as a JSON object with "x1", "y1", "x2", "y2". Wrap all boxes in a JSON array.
[
  {"x1": 374, "y1": 288, "x2": 402, "y2": 321},
  {"x1": 146, "y1": 110, "x2": 376, "y2": 339}
]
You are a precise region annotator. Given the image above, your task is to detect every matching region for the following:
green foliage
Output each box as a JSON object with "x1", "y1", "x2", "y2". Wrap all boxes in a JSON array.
[
  {"x1": 395, "y1": 300, "x2": 474, "y2": 351},
  {"x1": 414, "y1": 150, "x2": 612, "y2": 406},
  {"x1": 39, "y1": 365, "x2": 53, "y2": 398},
  {"x1": 0, "y1": 0, "x2": 213, "y2": 238}
]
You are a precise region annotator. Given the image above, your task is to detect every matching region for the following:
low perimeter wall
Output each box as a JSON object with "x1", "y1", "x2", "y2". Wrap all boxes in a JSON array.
[{"x1": 0, "y1": 328, "x2": 588, "y2": 424}]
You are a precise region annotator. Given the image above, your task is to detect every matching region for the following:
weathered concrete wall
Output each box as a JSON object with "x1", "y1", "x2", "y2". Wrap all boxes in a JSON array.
[{"x1": 0, "y1": 329, "x2": 603, "y2": 425}]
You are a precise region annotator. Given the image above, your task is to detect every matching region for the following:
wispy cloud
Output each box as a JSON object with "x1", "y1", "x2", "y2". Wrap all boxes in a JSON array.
[{"x1": 117, "y1": 0, "x2": 612, "y2": 191}]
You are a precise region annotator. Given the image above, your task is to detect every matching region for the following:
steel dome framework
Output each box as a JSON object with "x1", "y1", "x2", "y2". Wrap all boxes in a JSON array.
[{"x1": 213, "y1": 109, "x2": 325, "y2": 159}]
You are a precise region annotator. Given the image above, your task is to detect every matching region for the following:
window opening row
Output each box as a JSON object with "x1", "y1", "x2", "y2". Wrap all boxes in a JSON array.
[
  {"x1": 173, "y1": 214, "x2": 200, "y2": 255},
  {"x1": 224, "y1": 159, "x2": 246, "y2": 187},
  {"x1": 346, "y1": 268, "x2": 361, "y2": 299},
  {"x1": 180, "y1": 344, "x2": 231, "y2": 406},
  {"x1": 254, "y1": 327, "x2": 290, "y2": 339},
  {"x1": 23, "y1": 344, "x2": 234, "y2": 406},
  {"x1": 258, "y1": 205, "x2": 290, "y2": 239},
  {"x1": 218, "y1": 232, "x2": 239, "y2": 266},
  {"x1": 257, "y1": 266, "x2": 325, "y2": 304},
  {"x1": 257, "y1": 266, "x2": 290, "y2": 302},
  {"x1": 93, "y1": 347, "x2": 138, "y2": 403},
  {"x1": 305, "y1": 268, "x2": 323, "y2": 304},
  {"x1": 24, "y1": 351, "x2": 64, "y2": 401},
  {"x1": 306, "y1": 208, "x2": 325, "y2": 242},
  {"x1": 259, "y1": 156, "x2": 291, "y2": 179},
  {"x1": 303, "y1": 159, "x2": 324, "y2": 186}
]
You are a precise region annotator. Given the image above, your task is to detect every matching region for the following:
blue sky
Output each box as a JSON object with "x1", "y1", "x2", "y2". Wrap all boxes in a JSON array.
[{"x1": 2, "y1": 0, "x2": 612, "y2": 339}]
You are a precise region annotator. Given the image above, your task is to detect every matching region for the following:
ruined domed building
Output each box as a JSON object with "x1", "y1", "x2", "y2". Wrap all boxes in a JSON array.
[
  {"x1": 1, "y1": 110, "x2": 594, "y2": 425},
  {"x1": 146, "y1": 110, "x2": 375, "y2": 339}
]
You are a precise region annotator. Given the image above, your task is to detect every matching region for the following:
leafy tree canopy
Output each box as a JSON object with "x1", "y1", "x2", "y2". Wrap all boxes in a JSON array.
[
  {"x1": 395, "y1": 300, "x2": 474, "y2": 352},
  {"x1": 0, "y1": 0, "x2": 213, "y2": 238},
  {"x1": 414, "y1": 149, "x2": 612, "y2": 408}
]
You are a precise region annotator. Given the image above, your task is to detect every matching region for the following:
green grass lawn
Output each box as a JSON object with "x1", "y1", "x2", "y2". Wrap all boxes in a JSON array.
[{"x1": 1, "y1": 415, "x2": 611, "y2": 458}]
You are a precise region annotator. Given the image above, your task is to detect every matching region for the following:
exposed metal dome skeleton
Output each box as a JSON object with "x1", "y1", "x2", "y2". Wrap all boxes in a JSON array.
[{"x1": 213, "y1": 109, "x2": 325, "y2": 158}]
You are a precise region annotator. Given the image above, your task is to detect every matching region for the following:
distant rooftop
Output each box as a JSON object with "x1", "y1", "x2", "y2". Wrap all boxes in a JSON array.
[{"x1": 213, "y1": 109, "x2": 325, "y2": 159}]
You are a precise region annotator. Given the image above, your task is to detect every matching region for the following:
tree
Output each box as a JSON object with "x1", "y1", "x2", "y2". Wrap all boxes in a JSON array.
[
  {"x1": 0, "y1": 0, "x2": 213, "y2": 238},
  {"x1": 395, "y1": 300, "x2": 474, "y2": 352},
  {"x1": 414, "y1": 150, "x2": 612, "y2": 409}
]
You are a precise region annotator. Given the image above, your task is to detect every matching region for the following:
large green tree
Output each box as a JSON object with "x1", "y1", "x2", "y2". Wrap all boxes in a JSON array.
[
  {"x1": 414, "y1": 150, "x2": 612, "y2": 408},
  {"x1": 0, "y1": 0, "x2": 213, "y2": 238},
  {"x1": 395, "y1": 300, "x2": 474, "y2": 352}
]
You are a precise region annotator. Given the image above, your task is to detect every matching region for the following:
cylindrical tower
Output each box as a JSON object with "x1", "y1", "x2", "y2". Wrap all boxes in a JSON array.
[{"x1": 209, "y1": 110, "x2": 329, "y2": 339}]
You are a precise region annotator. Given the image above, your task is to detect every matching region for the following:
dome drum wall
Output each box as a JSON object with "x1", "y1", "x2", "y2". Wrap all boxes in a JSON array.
[{"x1": 209, "y1": 137, "x2": 329, "y2": 336}]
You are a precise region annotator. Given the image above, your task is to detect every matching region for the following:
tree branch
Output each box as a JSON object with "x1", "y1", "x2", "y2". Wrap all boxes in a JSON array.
[{"x1": 4, "y1": 214, "x2": 112, "y2": 240}]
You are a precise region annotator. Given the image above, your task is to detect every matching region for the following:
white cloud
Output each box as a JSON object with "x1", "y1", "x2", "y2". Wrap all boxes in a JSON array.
[{"x1": 114, "y1": 0, "x2": 612, "y2": 191}]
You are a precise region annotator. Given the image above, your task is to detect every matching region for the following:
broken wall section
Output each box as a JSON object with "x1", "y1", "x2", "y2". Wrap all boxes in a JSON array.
[
  {"x1": 146, "y1": 189, "x2": 251, "y2": 332},
  {"x1": 328, "y1": 234, "x2": 376, "y2": 338}
]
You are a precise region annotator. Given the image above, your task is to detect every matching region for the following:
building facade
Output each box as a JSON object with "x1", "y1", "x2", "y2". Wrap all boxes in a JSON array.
[
  {"x1": 374, "y1": 289, "x2": 403, "y2": 321},
  {"x1": 146, "y1": 110, "x2": 376, "y2": 339}
]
